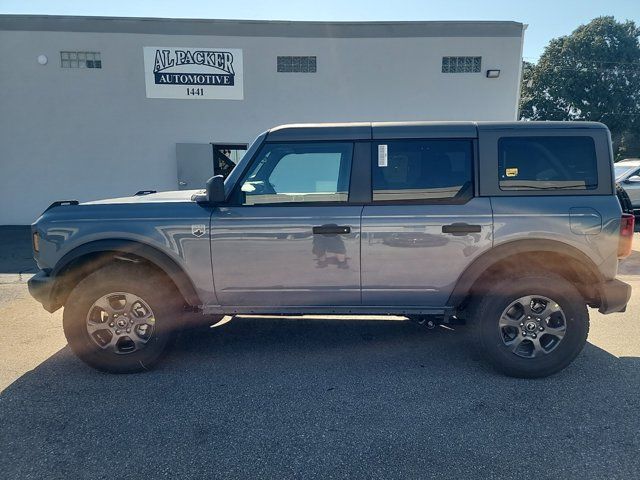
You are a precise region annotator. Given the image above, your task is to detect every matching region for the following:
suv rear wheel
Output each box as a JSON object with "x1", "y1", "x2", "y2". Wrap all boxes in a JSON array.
[
  {"x1": 470, "y1": 274, "x2": 589, "y2": 378},
  {"x1": 63, "y1": 263, "x2": 180, "y2": 373}
]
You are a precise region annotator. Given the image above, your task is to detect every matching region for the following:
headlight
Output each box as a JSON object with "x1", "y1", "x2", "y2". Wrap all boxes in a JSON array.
[{"x1": 32, "y1": 232, "x2": 40, "y2": 253}]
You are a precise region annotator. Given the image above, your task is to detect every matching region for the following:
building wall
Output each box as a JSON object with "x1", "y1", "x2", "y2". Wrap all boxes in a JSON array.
[{"x1": 0, "y1": 23, "x2": 524, "y2": 224}]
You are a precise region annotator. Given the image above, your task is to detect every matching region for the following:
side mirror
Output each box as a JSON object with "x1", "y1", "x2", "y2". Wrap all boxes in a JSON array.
[
  {"x1": 206, "y1": 175, "x2": 226, "y2": 203},
  {"x1": 625, "y1": 175, "x2": 640, "y2": 184}
]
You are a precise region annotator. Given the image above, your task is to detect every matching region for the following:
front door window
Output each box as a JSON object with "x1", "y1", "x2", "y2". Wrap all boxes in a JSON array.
[{"x1": 236, "y1": 143, "x2": 353, "y2": 205}]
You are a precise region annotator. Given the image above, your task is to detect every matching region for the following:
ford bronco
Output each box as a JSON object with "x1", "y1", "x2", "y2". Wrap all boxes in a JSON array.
[{"x1": 28, "y1": 121, "x2": 634, "y2": 377}]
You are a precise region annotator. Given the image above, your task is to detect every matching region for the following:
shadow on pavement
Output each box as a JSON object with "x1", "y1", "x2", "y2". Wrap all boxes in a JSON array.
[
  {"x1": 0, "y1": 226, "x2": 36, "y2": 274},
  {"x1": 1, "y1": 316, "x2": 639, "y2": 479}
]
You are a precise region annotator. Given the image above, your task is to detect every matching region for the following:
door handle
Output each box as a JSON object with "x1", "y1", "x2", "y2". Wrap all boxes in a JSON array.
[
  {"x1": 442, "y1": 223, "x2": 482, "y2": 236},
  {"x1": 312, "y1": 224, "x2": 351, "y2": 235}
]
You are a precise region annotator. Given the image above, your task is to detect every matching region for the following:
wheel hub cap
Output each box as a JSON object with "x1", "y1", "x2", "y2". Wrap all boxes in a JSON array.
[
  {"x1": 498, "y1": 295, "x2": 567, "y2": 358},
  {"x1": 85, "y1": 292, "x2": 156, "y2": 355}
]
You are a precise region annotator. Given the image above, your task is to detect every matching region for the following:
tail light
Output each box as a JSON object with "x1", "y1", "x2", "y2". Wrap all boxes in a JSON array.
[{"x1": 618, "y1": 214, "x2": 635, "y2": 258}]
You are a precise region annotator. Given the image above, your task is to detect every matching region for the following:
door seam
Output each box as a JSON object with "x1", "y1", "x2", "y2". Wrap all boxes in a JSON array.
[{"x1": 359, "y1": 204, "x2": 365, "y2": 305}]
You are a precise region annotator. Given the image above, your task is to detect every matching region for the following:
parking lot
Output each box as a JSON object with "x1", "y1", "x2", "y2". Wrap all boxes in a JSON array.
[{"x1": 1, "y1": 228, "x2": 639, "y2": 479}]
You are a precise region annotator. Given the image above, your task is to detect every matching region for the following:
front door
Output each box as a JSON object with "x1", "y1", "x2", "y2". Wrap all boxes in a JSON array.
[
  {"x1": 210, "y1": 141, "x2": 361, "y2": 308},
  {"x1": 361, "y1": 138, "x2": 493, "y2": 307}
]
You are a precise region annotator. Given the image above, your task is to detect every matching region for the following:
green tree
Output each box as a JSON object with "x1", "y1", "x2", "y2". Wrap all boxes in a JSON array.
[{"x1": 520, "y1": 16, "x2": 640, "y2": 159}]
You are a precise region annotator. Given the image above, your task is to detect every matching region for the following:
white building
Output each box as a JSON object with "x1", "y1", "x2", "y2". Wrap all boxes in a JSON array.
[{"x1": 0, "y1": 15, "x2": 526, "y2": 224}]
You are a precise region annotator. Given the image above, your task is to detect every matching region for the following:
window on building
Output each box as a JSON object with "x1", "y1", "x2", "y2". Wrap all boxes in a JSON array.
[
  {"x1": 277, "y1": 56, "x2": 317, "y2": 73},
  {"x1": 237, "y1": 143, "x2": 352, "y2": 205},
  {"x1": 498, "y1": 136, "x2": 598, "y2": 191},
  {"x1": 372, "y1": 140, "x2": 473, "y2": 202},
  {"x1": 60, "y1": 51, "x2": 102, "y2": 69},
  {"x1": 441, "y1": 56, "x2": 481, "y2": 73}
]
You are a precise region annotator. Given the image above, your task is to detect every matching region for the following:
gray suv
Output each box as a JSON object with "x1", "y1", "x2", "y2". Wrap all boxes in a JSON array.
[{"x1": 28, "y1": 121, "x2": 634, "y2": 378}]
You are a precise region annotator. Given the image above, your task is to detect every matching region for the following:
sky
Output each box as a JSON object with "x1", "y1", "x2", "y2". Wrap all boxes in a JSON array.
[{"x1": 1, "y1": 0, "x2": 639, "y2": 62}]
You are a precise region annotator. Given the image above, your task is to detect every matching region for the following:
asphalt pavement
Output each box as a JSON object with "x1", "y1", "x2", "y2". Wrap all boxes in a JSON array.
[{"x1": 1, "y1": 231, "x2": 639, "y2": 479}]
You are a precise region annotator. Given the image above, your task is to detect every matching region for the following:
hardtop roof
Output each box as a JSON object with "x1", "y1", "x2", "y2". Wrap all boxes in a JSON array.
[{"x1": 265, "y1": 121, "x2": 608, "y2": 142}]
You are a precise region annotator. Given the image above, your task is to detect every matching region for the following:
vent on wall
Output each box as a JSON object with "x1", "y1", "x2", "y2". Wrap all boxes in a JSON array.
[
  {"x1": 441, "y1": 56, "x2": 481, "y2": 73},
  {"x1": 60, "y1": 51, "x2": 102, "y2": 69},
  {"x1": 277, "y1": 56, "x2": 317, "y2": 73}
]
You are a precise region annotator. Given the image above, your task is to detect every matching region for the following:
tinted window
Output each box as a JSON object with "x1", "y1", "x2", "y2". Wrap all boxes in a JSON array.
[
  {"x1": 237, "y1": 143, "x2": 352, "y2": 205},
  {"x1": 372, "y1": 139, "x2": 473, "y2": 202},
  {"x1": 498, "y1": 136, "x2": 597, "y2": 190}
]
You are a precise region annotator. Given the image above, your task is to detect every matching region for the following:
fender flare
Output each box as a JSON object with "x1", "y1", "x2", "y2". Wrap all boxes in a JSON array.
[
  {"x1": 447, "y1": 239, "x2": 604, "y2": 307},
  {"x1": 51, "y1": 239, "x2": 202, "y2": 306}
]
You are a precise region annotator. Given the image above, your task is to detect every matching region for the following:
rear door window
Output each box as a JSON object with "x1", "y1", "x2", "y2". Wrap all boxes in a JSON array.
[
  {"x1": 498, "y1": 136, "x2": 598, "y2": 191},
  {"x1": 371, "y1": 139, "x2": 473, "y2": 202}
]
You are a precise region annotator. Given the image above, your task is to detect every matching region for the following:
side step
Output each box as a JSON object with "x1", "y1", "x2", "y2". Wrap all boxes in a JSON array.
[{"x1": 201, "y1": 304, "x2": 453, "y2": 317}]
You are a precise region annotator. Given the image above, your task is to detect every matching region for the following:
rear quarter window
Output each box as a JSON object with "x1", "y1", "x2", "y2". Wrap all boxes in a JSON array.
[{"x1": 498, "y1": 136, "x2": 598, "y2": 191}]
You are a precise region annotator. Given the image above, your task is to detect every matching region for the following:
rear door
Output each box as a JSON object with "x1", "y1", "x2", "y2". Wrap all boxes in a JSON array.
[
  {"x1": 210, "y1": 141, "x2": 363, "y2": 308},
  {"x1": 361, "y1": 132, "x2": 493, "y2": 307}
]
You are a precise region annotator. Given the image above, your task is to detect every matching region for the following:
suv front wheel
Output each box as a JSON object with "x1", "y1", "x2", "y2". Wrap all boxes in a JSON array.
[
  {"x1": 63, "y1": 263, "x2": 180, "y2": 373},
  {"x1": 471, "y1": 273, "x2": 589, "y2": 378}
]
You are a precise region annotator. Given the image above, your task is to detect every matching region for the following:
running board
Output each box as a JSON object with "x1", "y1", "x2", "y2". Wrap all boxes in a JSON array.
[{"x1": 201, "y1": 304, "x2": 453, "y2": 317}]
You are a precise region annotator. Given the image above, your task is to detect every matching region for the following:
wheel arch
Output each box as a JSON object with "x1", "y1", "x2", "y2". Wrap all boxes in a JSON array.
[
  {"x1": 448, "y1": 239, "x2": 605, "y2": 309},
  {"x1": 50, "y1": 239, "x2": 202, "y2": 309}
]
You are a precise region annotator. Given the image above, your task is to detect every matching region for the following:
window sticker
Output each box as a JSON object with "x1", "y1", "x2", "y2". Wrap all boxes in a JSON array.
[
  {"x1": 378, "y1": 144, "x2": 388, "y2": 167},
  {"x1": 505, "y1": 167, "x2": 519, "y2": 177}
]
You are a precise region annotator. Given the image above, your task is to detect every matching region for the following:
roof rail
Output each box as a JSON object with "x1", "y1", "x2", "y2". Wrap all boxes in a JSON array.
[{"x1": 44, "y1": 200, "x2": 79, "y2": 212}]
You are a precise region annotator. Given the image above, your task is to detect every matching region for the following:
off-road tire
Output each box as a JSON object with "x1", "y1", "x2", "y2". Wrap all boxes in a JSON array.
[
  {"x1": 63, "y1": 263, "x2": 181, "y2": 373},
  {"x1": 470, "y1": 274, "x2": 589, "y2": 378}
]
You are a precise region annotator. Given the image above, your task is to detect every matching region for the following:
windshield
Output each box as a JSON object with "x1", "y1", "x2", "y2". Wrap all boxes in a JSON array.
[{"x1": 615, "y1": 165, "x2": 637, "y2": 180}]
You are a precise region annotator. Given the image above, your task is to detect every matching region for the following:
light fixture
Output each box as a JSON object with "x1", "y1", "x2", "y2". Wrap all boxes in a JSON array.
[
  {"x1": 37, "y1": 54, "x2": 48, "y2": 65},
  {"x1": 486, "y1": 69, "x2": 501, "y2": 78}
]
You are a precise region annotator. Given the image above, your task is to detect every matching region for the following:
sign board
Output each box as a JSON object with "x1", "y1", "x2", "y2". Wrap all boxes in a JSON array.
[{"x1": 143, "y1": 47, "x2": 244, "y2": 100}]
